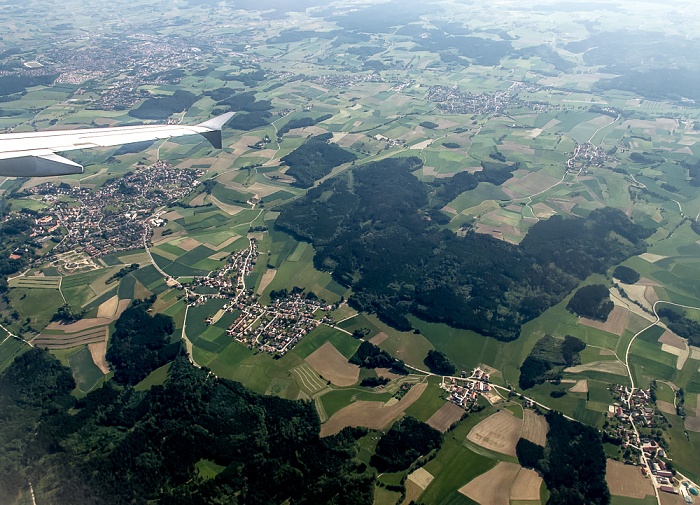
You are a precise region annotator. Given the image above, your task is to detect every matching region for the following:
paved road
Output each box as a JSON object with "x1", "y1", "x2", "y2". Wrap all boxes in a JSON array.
[{"x1": 622, "y1": 299, "x2": 700, "y2": 505}]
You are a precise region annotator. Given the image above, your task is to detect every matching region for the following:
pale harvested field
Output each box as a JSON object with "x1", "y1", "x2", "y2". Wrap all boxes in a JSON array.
[
  {"x1": 306, "y1": 342, "x2": 360, "y2": 387},
  {"x1": 579, "y1": 306, "x2": 629, "y2": 336},
  {"x1": 610, "y1": 287, "x2": 655, "y2": 322},
  {"x1": 335, "y1": 133, "x2": 365, "y2": 148},
  {"x1": 411, "y1": 139, "x2": 433, "y2": 150},
  {"x1": 531, "y1": 202, "x2": 557, "y2": 219},
  {"x1": 542, "y1": 119, "x2": 561, "y2": 130},
  {"x1": 639, "y1": 253, "x2": 667, "y2": 263},
  {"x1": 369, "y1": 332, "x2": 389, "y2": 345},
  {"x1": 402, "y1": 480, "x2": 424, "y2": 505},
  {"x1": 656, "y1": 400, "x2": 676, "y2": 415},
  {"x1": 426, "y1": 402, "x2": 464, "y2": 432},
  {"x1": 225, "y1": 181, "x2": 280, "y2": 198},
  {"x1": 423, "y1": 166, "x2": 438, "y2": 177},
  {"x1": 637, "y1": 277, "x2": 661, "y2": 286},
  {"x1": 230, "y1": 135, "x2": 260, "y2": 153},
  {"x1": 467, "y1": 410, "x2": 521, "y2": 457},
  {"x1": 661, "y1": 343, "x2": 690, "y2": 370},
  {"x1": 458, "y1": 462, "x2": 520, "y2": 505},
  {"x1": 115, "y1": 299, "x2": 130, "y2": 319},
  {"x1": 376, "y1": 367, "x2": 402, "y2": 380},
  {"x1": 34, "y1": 327, "x2": 108, "y2": 349},
  {"x1": 566, "y1": 360, "x2": 628, "y2": 376},
  {"x1": 521, "y1": 409, "x2": 548, "y2": 446},
  {"x1": 510, "y1": 467, "x2": 543, "y2": 501},
  {"x1": 408, "y1": 467, "x2": 434, "y2": 489},
  {"x1": 606, "y1": 459, "x2": 654, "y2": 498},
  {"x1": 176, "y1": 237, "x2": 203, "y2": 252},
  {"x1": 645, "y1": 286, "x2": 660, "y2": 305},
  {"x1": 47, "y1": 317, "x2": 112, "y2": 332},
  {"x1": 97, "y1": 295, "x2": 120, "y2": 318},
  {"x1": 189, "y1": 192, "x2": 208, "y2": 206},
  {"x1": 320, "y1": 382, "x2": 427, "y2": 436},
  {"x1": 618, "y1": 283, "x2": 653, "y2": 311},
  {"x1": 256, "y1": 269, "x2": 277, "y2": 295},
  {"x1": 88, "y1": 340, "x2": 110, "y2": 374},
  {"x1": 162, "y1": 210, "x2": 183, "y2": 220},
  {"x1": 209, "y1": 194, "x2": 244, "y2": 216},
  {"x1": 569, "y1": 379, "x2": 589, "y2": 393}
]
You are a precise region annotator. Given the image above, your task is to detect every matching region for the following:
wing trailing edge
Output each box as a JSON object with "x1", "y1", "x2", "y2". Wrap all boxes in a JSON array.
[{"x1": 0, "y1": 112, "x2": 235, "y2": 177}]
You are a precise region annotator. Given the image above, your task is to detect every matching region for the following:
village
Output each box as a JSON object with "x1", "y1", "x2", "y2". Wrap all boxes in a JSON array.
[
  {"x1": 608, "y1": 384, "x2": 697, "y2": 502},
  {"x1": 21, "y1": 162, "x2": 201, "y2": 259},
  {"x1": 440, "y1": 367, "x2": 496, "y2": 409},
  {"x1": 188, "y1": 239, "x2": 335, "y2": 356},
  {"x1": 566, "y1": 141, "x2": 611, "y2": 173}
]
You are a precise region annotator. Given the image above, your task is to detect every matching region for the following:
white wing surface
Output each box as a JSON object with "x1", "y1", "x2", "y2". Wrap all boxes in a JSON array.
[{"x1": 0, "y1": 112, "x2": 235, "y2": 177}]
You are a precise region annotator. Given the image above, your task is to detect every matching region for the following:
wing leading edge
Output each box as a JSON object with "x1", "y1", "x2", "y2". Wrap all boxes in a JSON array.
[{"x1": 0, "y1": 112, "x2": 235, "y2": 178}]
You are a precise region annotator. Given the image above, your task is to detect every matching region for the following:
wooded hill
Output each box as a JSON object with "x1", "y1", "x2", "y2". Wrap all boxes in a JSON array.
[
  {"x1": 276, "y1": 157, "x2": 651, "y2": 340},
  {"x1": 0, "y1": 350, "x2": 374, "y2": 505}
]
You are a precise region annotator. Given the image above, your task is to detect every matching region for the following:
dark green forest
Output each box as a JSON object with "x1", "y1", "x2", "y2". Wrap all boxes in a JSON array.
[
  {"x1": 612, "y1": 265, "x2": 640, "y2": 284},
  {"x1": 0, "y1": 350, "x2": 374, "y2": 505},
  {"x1": 519, "y1": 335, "x2": 586, "y2": 389},
  {"x1": 282, "y1": 133, "x2": 357, "y2": 188},
  {"x1": 128, "y1": 90, "x2": 198, "y2": 120},
  {"x1": 350, "y1": 341, "x2": 409, "y2": 374},
  {"x1": 566, "y1": 284, "x2": 614, "y2": 322},
  {"x1": 370, "y1": 416, "x2": 442, "y2": 472},
  {"x1": 105, "y1": 298, "x2": 178, "y2": 385},
  {"x1": 423, "y1": 350, "x2": 456, "y2": 375},
  {"x1": 276, "y1": 157, "x2": 650, "y2": 339},
  {"x1": 658, "y1": 307, "x2": 700, "y2": 347},
  {"x1": 517, "y1": 412, "x2": 611, "y2": 505}
]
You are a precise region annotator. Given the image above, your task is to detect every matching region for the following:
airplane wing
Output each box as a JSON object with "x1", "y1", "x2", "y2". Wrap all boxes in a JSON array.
[{"x1": 0, "y1": 112, "x2": 235, "y2": 178}]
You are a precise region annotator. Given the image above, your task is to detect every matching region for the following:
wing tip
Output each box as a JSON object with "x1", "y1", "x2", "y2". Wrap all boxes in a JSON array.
[{"x1": 196, "y1": 112, "x2": 236, "y2": 131}]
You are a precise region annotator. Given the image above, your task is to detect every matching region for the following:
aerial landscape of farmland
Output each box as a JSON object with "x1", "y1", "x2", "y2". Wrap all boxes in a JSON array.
[{"x1": 1, "y1": 0, "x2": 700, "y2": 504}]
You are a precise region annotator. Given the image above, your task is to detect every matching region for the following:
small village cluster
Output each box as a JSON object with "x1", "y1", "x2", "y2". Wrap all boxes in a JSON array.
[
  {"x1": 609, "y1": 385, "x2": 695, "y2": 500},
  {"x1": 441, "y1": 367, "x2": 493, "y2": 408},
  {"x1": 566, "y1": 141, "x2": 610, "y2": 173},
  {"x1": 190, "y1": 240, "x2": 334, "y2": 355}
]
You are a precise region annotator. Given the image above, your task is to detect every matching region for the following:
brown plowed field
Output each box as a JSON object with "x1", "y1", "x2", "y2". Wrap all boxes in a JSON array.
[
  {"x1": 426, "y1": 402, "x2": 464, "y2": 432},
  {"x1": 320, "y1": 382, "x2": 427, "y2": 437},
  {"x1": 659, "y1": 329, "x2": 686, "y2": 350},
  {"x1": 89, "y1": 340, "x2": 110, "y2": 374},
  {"x1": 606, "y1": 459, "x2": 654, "y2": 498},
  {"x1": 579, "y1": 306, "x2": 629, "y2": 336},
  {"x1": 510, "y1": 467, "x2": 543, "y2": 501},
  {"x1": 369, "y1": 332, "x2": 389, "y2": 345},
  {"x1": 33, "y1": 327, "x2": 108, "y2": 349},
  {"x1": 46, "y1": 317, "x2": 111, "y2": 332},
  {"x1": 458, "y1": 462, "x2": 520, "y2": 505},
  {"x1": 521, "y1": 409, "x2": 548, "y2": 446},
  {"x1": 306, "y1": 342, "x2": 359, "y2": 387},
  {"x1": 467, "y1": 410, "x2": 522, "y2": 457}
]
